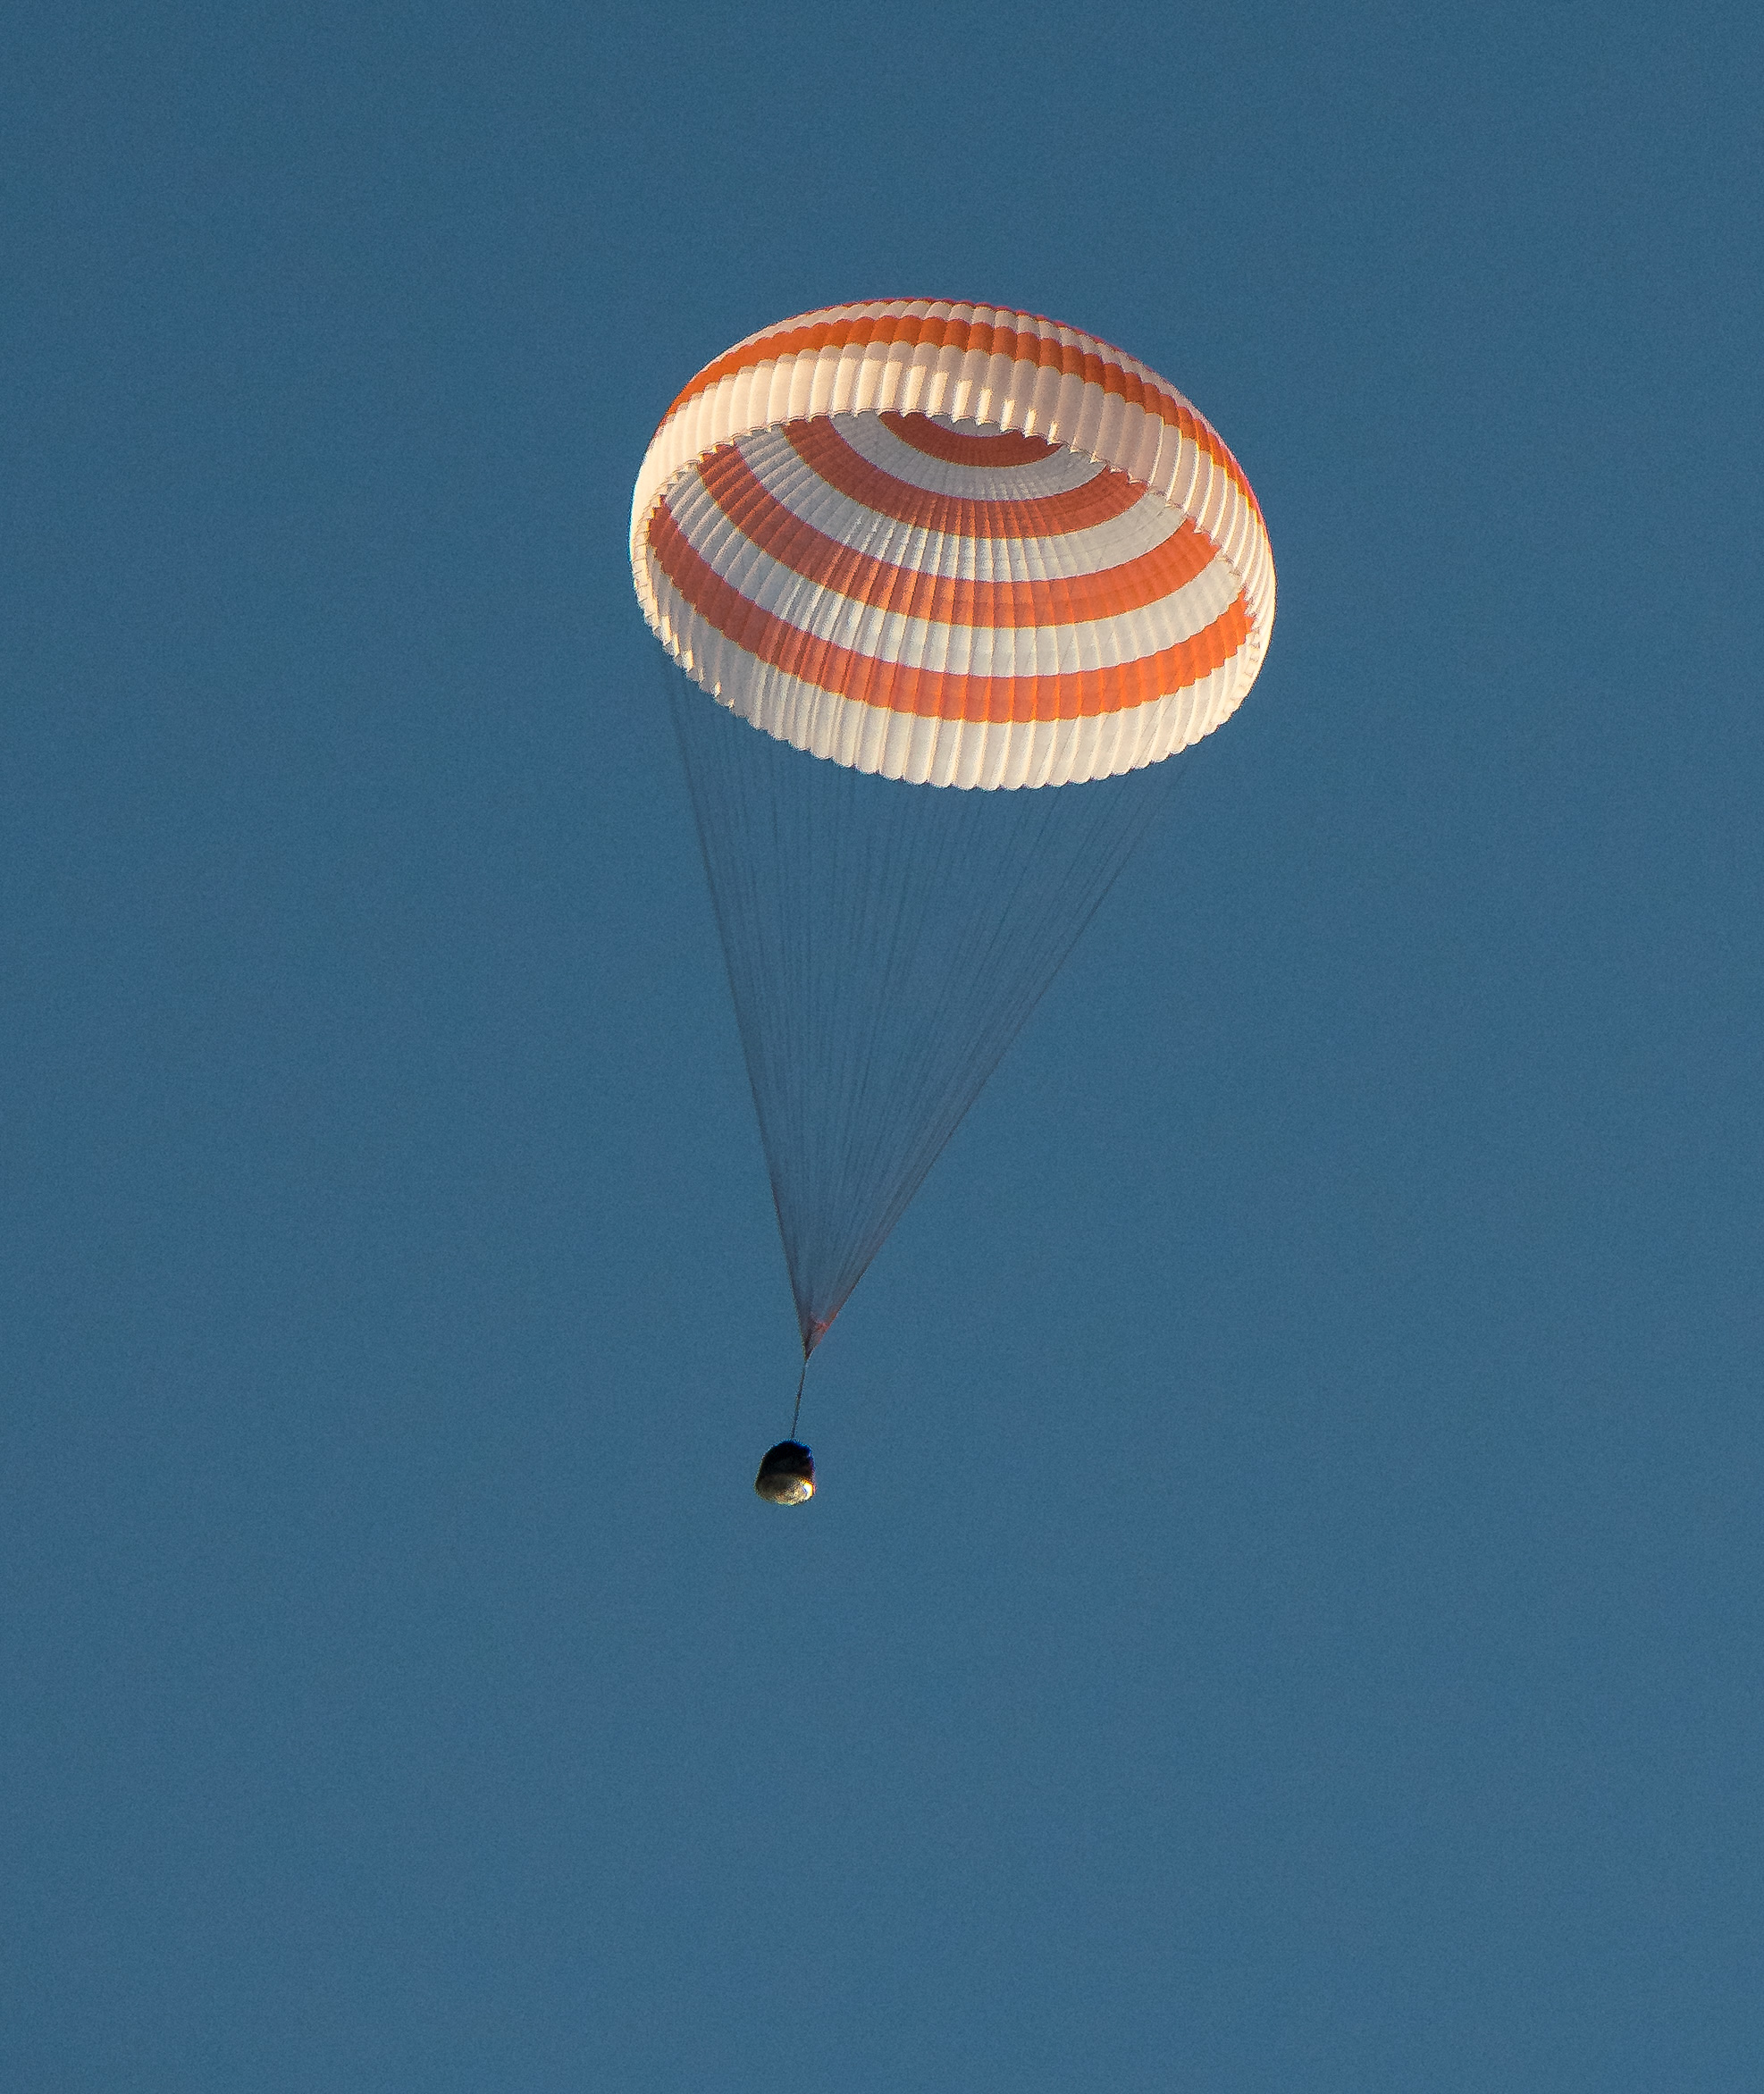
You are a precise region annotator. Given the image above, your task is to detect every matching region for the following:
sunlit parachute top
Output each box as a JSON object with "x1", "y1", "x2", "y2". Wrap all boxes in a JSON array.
[{"x1": 631, "y1": 300, "x2": 1275, "y2": 789}]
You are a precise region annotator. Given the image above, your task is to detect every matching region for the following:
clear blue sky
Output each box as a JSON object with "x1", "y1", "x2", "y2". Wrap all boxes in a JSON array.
[{"x1": 4, "y1": 4, "x2": 1760, "y2": 2089}]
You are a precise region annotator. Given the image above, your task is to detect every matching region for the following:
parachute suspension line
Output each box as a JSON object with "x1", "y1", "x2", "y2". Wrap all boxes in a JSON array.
[
  {"x1": 790, "y1": 1356, "x2": 808, "y2": 1440},
  {"x1": 664, "y1": 660, "x2": 1189, "y2": 1355}
]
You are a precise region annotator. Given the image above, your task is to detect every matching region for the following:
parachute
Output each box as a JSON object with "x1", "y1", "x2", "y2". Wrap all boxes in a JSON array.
[{"x1": 632, "y1": 301, "x2": 1275, "y2": 1403}]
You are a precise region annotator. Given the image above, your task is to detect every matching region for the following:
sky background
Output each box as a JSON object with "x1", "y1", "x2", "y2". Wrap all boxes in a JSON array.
[{"x1": 4, "y1": 3, "x2": 1761, "y2": 2089}]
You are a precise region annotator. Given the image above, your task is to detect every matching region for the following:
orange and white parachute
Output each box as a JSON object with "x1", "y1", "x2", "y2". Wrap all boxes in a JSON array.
[
  {"x1": 632, "y1": 300, "x2": 1274, "y2": 789},
  {"x1": 634, "y1": 304, "x2": 1274, "y2": 1361}
]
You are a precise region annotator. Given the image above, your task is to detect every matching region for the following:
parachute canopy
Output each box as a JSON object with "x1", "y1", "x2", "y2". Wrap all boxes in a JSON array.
[
  {"x1": 633, "y1": 304, "x2": 1274, "y2": 1355},
  {"x1": 632, "y1": 301, "x2": 1274, "y2": 790}
]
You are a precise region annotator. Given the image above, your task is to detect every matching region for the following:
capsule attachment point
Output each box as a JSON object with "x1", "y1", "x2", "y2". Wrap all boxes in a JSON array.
[{"x1": 754, "y1": 1440, "x2": 815, "y2": 1505}]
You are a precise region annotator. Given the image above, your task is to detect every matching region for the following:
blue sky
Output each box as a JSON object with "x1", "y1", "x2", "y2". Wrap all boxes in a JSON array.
[{"x1": 4, "y1": 4, "x2": 1761, "y2": 2089}]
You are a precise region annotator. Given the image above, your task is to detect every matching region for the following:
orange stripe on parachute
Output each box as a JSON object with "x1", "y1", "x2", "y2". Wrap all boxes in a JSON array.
[
  {"x1": 691, "y1": 443, "x2": 1217, "y2": 634},
  {"x1": 877, "y1": 412, "x2": 1060, "y2": 467},
  {"x1": 660, "y1": 307, "x2": 1264, "y2": 526},
  {"x1": 782, "y1": 419, "x2": 1144, "y2": 539},
  {"x1": 645, "y1": 500, "x2": 1250, "y2": 724}
]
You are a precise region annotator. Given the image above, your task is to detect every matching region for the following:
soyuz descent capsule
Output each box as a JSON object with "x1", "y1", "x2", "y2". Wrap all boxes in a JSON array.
[{"x1": 754, "y1": 1441, "x2": 815, "y2": 1505}]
